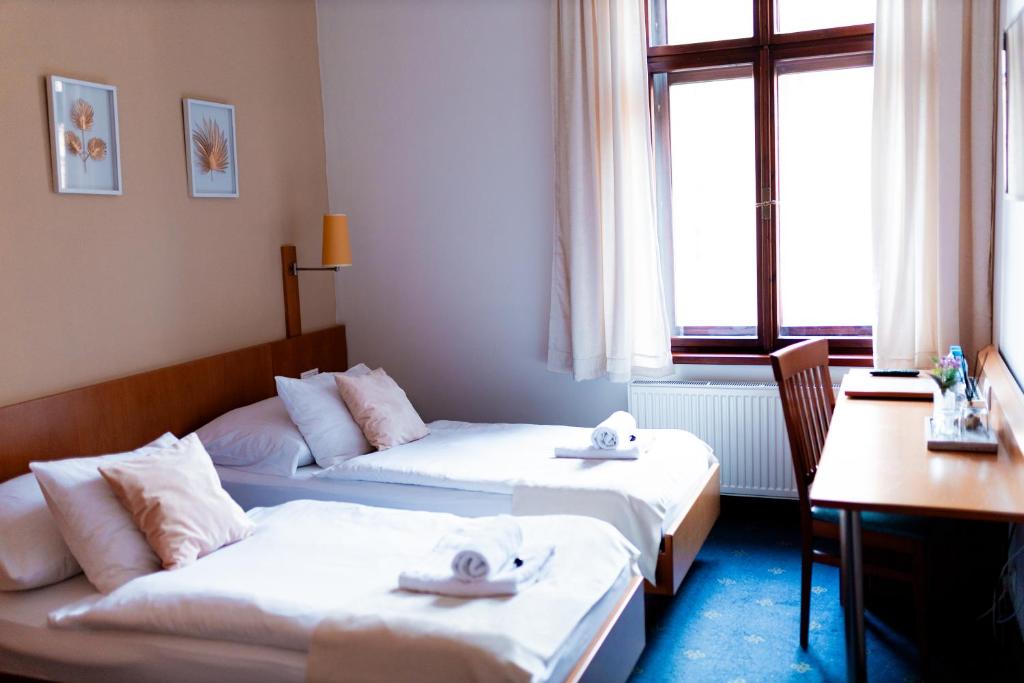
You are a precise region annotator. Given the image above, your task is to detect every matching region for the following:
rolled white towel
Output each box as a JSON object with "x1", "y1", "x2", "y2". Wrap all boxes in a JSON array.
[
  {"x1": 591, "y1": 411, "x2": 638, "y2": 450},
  {"x1": 438, "y1": 516, "x2": 523, "y2": 582},
  {"x1": 399, "y1": 546, "x2": 555, "y2": 597}
]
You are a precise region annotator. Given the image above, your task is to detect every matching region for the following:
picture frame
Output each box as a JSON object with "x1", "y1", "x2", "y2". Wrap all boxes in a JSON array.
[
  {"x1": 183, "y1": 98, "x2": 239, "y2": 198},
  {"x1": 46, "y1": 75, "x2": 123, "y2": 195}
]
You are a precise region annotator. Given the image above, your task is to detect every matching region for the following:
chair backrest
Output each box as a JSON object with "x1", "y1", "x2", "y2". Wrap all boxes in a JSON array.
[{"x1": 770, "y1": 339, "x2": 836, "y2": 513}]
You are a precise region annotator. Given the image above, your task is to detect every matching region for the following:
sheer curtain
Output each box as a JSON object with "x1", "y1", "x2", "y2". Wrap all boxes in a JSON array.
[
  {"x1": 547, "y1": 0, "x2": 673, "y2": 382},
  {"x1": 871, "y1": 0, "x2": 996, "y2": 368}
]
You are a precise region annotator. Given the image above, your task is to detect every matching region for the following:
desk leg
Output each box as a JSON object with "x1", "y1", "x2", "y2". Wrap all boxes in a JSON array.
[{"x1": 839, "y1": 509, "x2": 866, "y2": 683}]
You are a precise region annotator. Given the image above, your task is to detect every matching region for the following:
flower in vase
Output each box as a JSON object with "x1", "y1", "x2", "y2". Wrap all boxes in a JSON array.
[{"x1": 928, "y1": 355, "x2": 961, "y2": 395}]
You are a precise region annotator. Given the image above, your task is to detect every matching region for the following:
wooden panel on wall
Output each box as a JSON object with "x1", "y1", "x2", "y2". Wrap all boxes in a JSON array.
[
  {"x1": 271, "y1": 325, "x2": 348, "y2": 378},
  {"x1": 0, "y1": 326, "x2": 347, "y2": 481},
  {"x1": 281, "y1": 244, "x2": 302, "y2": 338}
]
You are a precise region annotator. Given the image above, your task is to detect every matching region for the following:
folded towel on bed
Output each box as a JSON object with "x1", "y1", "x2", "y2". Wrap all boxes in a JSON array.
[
  {"x1": 591, "y1": 411, "x2": 638, "y2": 450},
  {"x1": 554, "y1": 443, "x2": 641, "y2": 460},
  {"x1": 440, "y1": 516, "x2": 523, "y2": 581},
  {"x1": 399, "y1": 545, "x2": 555, "y2": 597}
]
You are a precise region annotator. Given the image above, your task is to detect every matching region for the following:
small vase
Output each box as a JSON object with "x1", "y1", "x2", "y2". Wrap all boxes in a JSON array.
[{"x1": 932, "y1": 388, "x2": 959, "y2": 437}]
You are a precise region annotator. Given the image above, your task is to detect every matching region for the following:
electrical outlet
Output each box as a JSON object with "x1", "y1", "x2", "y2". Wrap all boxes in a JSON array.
[{"x1": 300, "y1": 368, "x2": 319, "y2": 379}]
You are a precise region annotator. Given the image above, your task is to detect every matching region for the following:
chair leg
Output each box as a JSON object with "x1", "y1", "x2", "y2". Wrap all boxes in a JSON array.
[
  {"x1": 839, "y1": 560, "x2": 845, "y2": 608},
  {"x1": 800, "y1": 547, "x2": 812, "y2": 649}
]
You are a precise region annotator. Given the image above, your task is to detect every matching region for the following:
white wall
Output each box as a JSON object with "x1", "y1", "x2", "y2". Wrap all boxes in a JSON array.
[{"x1": 316, "y1": 0, "x2": 628, "y2": 425}]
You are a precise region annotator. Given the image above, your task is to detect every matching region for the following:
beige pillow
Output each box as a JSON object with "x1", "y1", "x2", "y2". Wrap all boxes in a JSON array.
[
  {"x1": 99, "y1": 433, "x2": 254, "y2": 570},
  {"x1": 335, "y1": 369, "x2": 430, "y2": 450}
]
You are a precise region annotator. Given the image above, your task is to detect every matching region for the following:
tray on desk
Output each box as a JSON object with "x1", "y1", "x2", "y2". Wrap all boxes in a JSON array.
[{"x1": 924, "y1": 417, "x2": 998, "y2": 453}]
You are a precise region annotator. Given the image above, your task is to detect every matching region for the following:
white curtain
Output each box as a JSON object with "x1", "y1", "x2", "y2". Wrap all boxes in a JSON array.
[
  {"x1": 547, "y1": 0, "x2": 673, "y2": 382},
  {"x1": 872, "y1": 0, "x2": 996, "y2": 368}
]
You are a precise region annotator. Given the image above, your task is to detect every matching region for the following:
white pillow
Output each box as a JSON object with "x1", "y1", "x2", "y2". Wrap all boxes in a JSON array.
[
  {"x1": 0, "y1": 473, "x2": 81, "y2": 591},
  {"x1": 30, "y1": 433, "x2": 179, "y2": 594},
  {"x1": 275, "y1": 364, "x2": 373, "y2": 468},
  {"x1": 197, "y1": 397, "x2": 313, "y2": 476}
]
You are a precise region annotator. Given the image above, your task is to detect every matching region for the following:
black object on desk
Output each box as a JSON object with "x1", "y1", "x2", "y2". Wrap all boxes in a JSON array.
[{"x1": 869, "y1": 369, "x2": 921, "y2": 378}]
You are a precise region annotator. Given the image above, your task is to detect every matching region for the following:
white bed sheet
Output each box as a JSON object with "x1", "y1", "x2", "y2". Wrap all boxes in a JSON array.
[
  {"x1": 217, "y1": 464, "x2": 694, "y2": 536},
  {"x1": 0, "y1": 573, "x2": 635, "y2": 683},
  {"x1": 40, "y1": 501, "x2": 639, "y2": 683},
  {"x1": 1, "y1": 523, "x2": 635, "y2": 683},
  {"x1": 222, "y1": 421, "x2": 714, "y2": 582},
  {"x1": 217, "y1": 463, "x2": 512, "y2": 517},
  {"x1": 318, "y1": 422, "x2": 713, "y2": 497},
  {"x1": 0, "y1": 576, "x2": 305, "y2": 683},
  {"x1": 217, "y1": 421, "x2": 712, "y2": 535}
]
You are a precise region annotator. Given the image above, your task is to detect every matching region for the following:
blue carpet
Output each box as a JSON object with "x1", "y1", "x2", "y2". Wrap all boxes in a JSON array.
[{"x1": 630, "y1": 503, "x2": 919, "y2": 683}]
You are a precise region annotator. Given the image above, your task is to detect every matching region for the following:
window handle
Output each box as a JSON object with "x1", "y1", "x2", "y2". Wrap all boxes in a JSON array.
[{"x1": 754, "y1": 199, "x2": 776, "y2": 220}]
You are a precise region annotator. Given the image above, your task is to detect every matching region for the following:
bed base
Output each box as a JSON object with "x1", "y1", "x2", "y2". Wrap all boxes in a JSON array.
[
  {"x1": 645, "y1": 461, "x2": 721, "y2": 596},
  {"x1": 567, "y1": 576, "x2": 645, "y2": 683},
  {"x1": 0, "y1": 578, "x2": 646, "y2": 683}
]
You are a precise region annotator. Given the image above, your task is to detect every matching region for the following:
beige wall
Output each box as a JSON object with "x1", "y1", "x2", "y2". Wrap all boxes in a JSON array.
[{"x1": 0, "y1": 0, "x2": 333, "y2": 406}]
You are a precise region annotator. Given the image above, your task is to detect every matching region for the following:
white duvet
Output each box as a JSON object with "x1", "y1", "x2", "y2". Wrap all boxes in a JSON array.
[
  {"x1": 49, "y1": 500, "x2": 638, "y2": 682},
  {"x1": 317, "y1": 421, "x2": 715, "y2": 581}
]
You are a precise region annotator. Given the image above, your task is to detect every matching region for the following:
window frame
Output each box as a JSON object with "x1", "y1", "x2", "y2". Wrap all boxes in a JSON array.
[{"x1": 647, "y1": 0, "x2": 875, "y2": 365}]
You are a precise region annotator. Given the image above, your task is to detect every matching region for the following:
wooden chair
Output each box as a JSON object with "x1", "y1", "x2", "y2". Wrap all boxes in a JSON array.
[{"x1": 770, "y1": 339, "x2": 928, "y2": 651}]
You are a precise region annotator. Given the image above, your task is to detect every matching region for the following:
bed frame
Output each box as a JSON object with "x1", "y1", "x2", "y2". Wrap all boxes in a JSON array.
[
  {"x1": 0, "y1": 325, "x2": 650, "y2": 682},
  {"x1": 648, "y1": 462, "x2": 721, "y2": 595}
]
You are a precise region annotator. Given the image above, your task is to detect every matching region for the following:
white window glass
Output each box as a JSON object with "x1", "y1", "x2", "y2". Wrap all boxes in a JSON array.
[
  {"x1": 776, "y1": 65, "x2": 874, "y2": 331},
  {"x1": 776, "y1": 0, "x2": 875, "y2": 34},
  {"x1": 666, "y1": 0, "x2": 752, "y2": 45},
  {"x1": 669, "y1": 72, "x2": 757, "y2": 335}
]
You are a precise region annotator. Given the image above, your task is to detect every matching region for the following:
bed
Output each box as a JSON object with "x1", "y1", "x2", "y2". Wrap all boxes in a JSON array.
[
  {"x1": 0, "y1": 327, "x2": 646, "y2": 682},
  {"x1": 0, "y1": 501, "x2": 644, "y2": 683},
  {"x1": 215, "y1": 419, "x2": 720, "y2": 594},
  {"x1": 0, "y1": 325, "x2": 718, "y2": 598}
]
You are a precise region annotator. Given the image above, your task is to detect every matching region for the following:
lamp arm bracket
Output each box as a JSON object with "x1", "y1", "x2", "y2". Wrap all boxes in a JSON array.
[{"x1": 290, "y1": 263, "x2": 341, "y2": 276}]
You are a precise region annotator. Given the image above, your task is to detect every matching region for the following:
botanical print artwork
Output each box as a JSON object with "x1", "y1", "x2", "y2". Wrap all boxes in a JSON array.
[
  {"x1": 183, "y1": 98, "x2": 238, "y2": 197},
  {"x1": 64, "y1": 98, "x2": 107, "y2": 172},
  {"x1": 47, "y1": 75, "x2": 122, "y2": 194},
  {"x1": 192, "y1": 118, "x2": 229, "y2": 176}
]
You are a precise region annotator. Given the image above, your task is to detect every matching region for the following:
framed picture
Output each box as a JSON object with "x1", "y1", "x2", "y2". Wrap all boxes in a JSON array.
[
  {"x1": 46, "y1": 75, "x2": 123, "y2": 195},
  {"x1": 183, "y1": 98, "x2": 238, "y2": 198}
]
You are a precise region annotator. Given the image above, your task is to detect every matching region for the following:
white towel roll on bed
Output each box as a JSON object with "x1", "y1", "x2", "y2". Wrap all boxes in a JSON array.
[
  {"x1": 591, "y1": 411, "x2": 638, "y2": 450},
  {"x1": 441, "y1": 516, "x2": 523, "y2": 581},
  {"x1": 400, "y1": 545, "x2": 554, "y2": 597}
]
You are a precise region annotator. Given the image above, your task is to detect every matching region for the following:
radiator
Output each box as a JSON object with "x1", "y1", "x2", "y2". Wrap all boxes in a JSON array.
[{"x1": 629, "y1": 379, "x2": 799, "y2": 499}]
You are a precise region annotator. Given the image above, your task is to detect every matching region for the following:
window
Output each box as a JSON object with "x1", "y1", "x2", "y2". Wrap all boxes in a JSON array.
[{"x1": 648, "y1": 0, "x2": 875, "y2": 363}]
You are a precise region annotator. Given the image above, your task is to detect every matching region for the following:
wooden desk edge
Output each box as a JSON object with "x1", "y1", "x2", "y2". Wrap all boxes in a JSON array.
[{"x1": 808, "y1": 497, "x2": 1024, "y2": 524}]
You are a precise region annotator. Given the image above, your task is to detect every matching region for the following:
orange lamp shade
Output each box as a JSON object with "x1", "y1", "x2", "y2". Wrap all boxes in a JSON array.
[{"x1": 321, "y1": 214, "x2": 352, "y2": 267}]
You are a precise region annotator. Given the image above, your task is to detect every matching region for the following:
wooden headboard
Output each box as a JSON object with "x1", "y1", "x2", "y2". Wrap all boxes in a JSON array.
[{"x1": 0, "y1": 326, "x2": 347, "y2": 482}]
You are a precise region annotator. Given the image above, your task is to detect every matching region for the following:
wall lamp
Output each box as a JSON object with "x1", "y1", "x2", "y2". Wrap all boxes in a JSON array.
[
  {"x1": 281, "y1": 214, "x2": 352, "y2": 338},
  {"x1": 290, "y1": 214, "x2": 352, "y2": 275}
]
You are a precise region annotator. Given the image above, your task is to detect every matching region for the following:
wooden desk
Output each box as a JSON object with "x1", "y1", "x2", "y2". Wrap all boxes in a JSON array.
[{"x1": 811, "y1": 354, "x2": 1024, "y2": 682}]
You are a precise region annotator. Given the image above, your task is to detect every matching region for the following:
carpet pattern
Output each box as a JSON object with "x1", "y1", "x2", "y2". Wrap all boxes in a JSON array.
[{"x1": 629, "y1": 505, "x2": 919, "y2": 682}]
